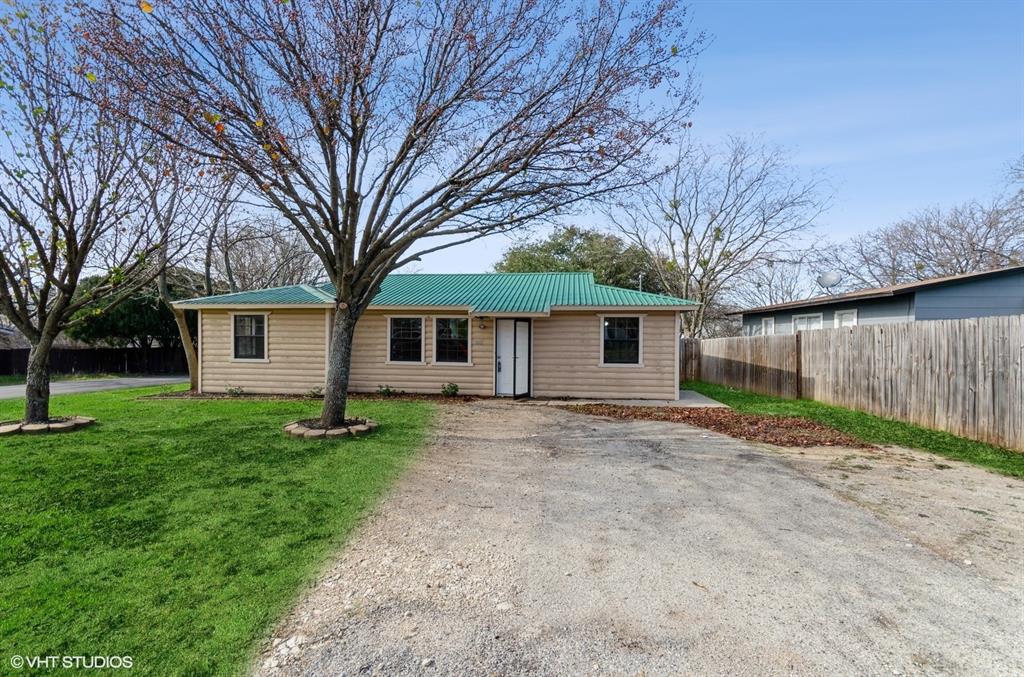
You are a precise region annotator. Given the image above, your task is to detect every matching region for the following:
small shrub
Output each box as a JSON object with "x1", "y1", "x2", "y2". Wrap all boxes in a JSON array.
[
  {"x1": 377, "y1": 384, "x2": 396, "y2": 398},
  {"x1": 441, "y1": 382, "x2": 460, "y2": 397},
  {"x1": 224, "y1": 384, "x2": 245, "y2": 397},
  {"x1": 306, "y1": 386, "x2": 324, "y2": 399}
]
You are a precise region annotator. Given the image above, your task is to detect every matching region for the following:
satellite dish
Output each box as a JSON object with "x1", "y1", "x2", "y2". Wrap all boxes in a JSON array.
[{"x1": 816, "y1": 271, "x2": 843, "y2": 291}]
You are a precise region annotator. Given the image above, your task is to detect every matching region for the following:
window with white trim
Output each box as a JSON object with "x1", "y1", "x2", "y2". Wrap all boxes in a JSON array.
[
  {"x1": 762, "y1": 317, "x2": 775, "y2": 335},
  {"x1": 602, "y1": 316, "x2": 641, "y2": 364},
  {"x1": 388, "y1": 317, "x2": 423, "y2": 362},
  {"x1": 435, "y1": 317, "x2": 470, "y2": 363},
  {"x1": 835, "y1": 309, "x2": 858, "y2": 328},
  {"x1": 792, "y1": 313, "x2": 823, "y2": 332},
  {"x1": 233, "y1": 314, "x2": 266, "y2": 360}
]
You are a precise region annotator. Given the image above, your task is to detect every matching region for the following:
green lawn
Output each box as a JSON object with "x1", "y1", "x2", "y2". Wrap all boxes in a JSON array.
[
  {"x1": 0, "y1": 386, "x2": 434, "y2": 675},
  {"x1": 685, "y1": 381, "x2": 1024, "y2": 478}
]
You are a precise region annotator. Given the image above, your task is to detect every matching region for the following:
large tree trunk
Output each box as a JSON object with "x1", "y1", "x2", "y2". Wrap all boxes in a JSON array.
[
  {"x1": 171, "y1": 306, "x2": 198, "y2": 391},
  {"x1": 321, "y1": 309, "x2": 356, "y2": 427},
  {"x1": 157, "y1": 268, "x2": 199, "y2": 391},
  {"x1": 24, "y1": 333, "x2": 55, "y2": 423}
]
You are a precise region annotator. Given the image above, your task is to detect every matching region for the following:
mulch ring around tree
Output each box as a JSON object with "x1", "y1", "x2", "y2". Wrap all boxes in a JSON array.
[
  {"x1": 0, "y1": 416, "x2": 96, "y2": 436},
  {"x1": 566, "y1": 404, "x2": 873, "y2": 449},
  {"x1": 284, "y1": 418, "x2": 379, "y2": 440}
]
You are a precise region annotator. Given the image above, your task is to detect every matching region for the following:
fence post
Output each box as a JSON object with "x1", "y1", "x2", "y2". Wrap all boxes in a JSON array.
[
  {"x1": 794, "y1": 332, "x2": 802, "y2": 399},
  {"x1": 695, "y1": 339, "x2": 701, "y2": 382}
]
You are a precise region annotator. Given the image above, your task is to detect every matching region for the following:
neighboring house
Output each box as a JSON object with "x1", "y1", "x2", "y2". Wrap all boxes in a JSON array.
[
  {"x1": 0, "y1": 321, "x2": 87, "y2": 350},
  {"x1": 735, "y1": 265, "x2": 1024, "y2": 335},
  {"x1": 0, "y1": 320, "x2": 25, "y2": 349},
  {"x1": 174, "y1": 272, "x2": 697, "y2": 399}
]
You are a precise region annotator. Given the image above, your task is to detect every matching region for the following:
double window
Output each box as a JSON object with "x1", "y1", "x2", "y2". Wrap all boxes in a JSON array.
[
  {"x1": 834, "y1": 309, "x2": 858, "y2": 328},
  {"x1": 387, "y1": 316, "x2": 472, "y2": 364},
  {"x1": 435, "y1": 318, "x2": 470, "y2": 363},
  {"x1": 232, "y1": 314, "x2": 267, "y2": 360},
  {"x1": 388, "y1": 317, "x2": 423, "y2": 362},
  {"x1": 792, "y1": 313, "x2": 823, "y2": 332},
  {"x1": 601, "y1": 316, "x2": 641, "y2": 365}
]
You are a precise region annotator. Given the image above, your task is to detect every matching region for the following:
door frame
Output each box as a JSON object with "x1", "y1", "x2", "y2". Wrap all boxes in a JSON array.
[{"x1": 494, "y1": 318, "x2": 532, "y2": 398}]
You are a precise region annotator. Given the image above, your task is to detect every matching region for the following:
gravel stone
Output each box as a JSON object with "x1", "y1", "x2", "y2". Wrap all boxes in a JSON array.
[{"x1": 256, "y1": 401, "x2": 1023, "y2": 676}]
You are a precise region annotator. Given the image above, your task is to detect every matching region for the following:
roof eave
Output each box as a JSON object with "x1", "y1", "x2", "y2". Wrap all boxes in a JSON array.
[
  {"x1": 171, "y1": 302, "x2": 331, "y2": 310},
  {"x1": 548, "y1": 304, "x2": 698, "y2": 312},
  {"x1": 730, "y1": 290, "x2": 901, "y2": 316}
]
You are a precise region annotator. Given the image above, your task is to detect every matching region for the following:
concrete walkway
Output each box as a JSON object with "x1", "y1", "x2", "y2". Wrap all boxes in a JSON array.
[
  {"x1": 525, "y1": 389, "x2": 727, "y2": 408},
  {"x1": 0, "y1": 376, "x2": 188, "y2": 400}
]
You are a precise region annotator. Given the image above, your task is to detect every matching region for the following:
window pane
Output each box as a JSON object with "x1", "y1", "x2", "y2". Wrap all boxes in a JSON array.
[
  {"x1": 435, "y1": 318, "x2": 469, "y2": 363},
  {"x1": 603, "y1": 317, "x2": 640, "y2": 364},
  {"x1": 233, "y1": 315, "x2": 265, "y2": 359},
  {"x1": 389, "y1": 318, "x2": 422, "y2": 362}
]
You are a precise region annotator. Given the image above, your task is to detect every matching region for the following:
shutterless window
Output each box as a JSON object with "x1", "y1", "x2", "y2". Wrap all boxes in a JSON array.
[
  {"x1": 602, "y1": 317, "x2": 640, "y2": 364},
  {"x1": 233, "y1": 315, "x2": 265, "y2": 360},
  {"x1": 792, "y1": 314, "x2": 822, "y2": 332},
  {"x1": 435, "y1": 318, "x2": 469, "y2": 363},
  {"x1": 389, "y1": 317, "x2": 422, "y2": 362}
]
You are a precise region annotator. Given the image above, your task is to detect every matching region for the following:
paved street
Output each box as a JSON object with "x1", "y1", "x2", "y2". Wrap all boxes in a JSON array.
[{"x1": 0, "y1": 376, "x2": 188, "y2": 400}]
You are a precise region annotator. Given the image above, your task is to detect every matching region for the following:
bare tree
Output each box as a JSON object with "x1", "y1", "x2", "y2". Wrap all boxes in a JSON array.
[
  {"x1": 138, "y1": 142, "x2": 223, "y2": 390},
  {"x1": 820, "y1": 190, "x2": 1023, "y2": 290},
  {"x1": 213, "y1": 221, "x2": 325, "y2": 292},
  {"x1": 730, "y1": 252, "x2": 819, "y2": 309},
  {"x1": 0, "y1": 6, "x2": 168, "y2": 422},
  {"x1": 614, "y1": 138, "x2": 828, "y2": 337},
  {"x1": 89, "y1": 0, "x2": 703, "y2": 425}
]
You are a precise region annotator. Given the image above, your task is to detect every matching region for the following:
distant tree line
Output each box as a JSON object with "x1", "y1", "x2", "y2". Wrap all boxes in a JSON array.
[{"x1": 497, "y1": 142, "x2": 1022, "y2": 337}]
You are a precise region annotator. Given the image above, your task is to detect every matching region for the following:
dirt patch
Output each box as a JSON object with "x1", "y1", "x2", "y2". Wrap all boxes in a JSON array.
[
  {"x1": 769, "y1": 443, "x2": 1024, "y2": 588},
  {"x1": 568, "y1": 403, "x2": 872, "y2": 449}
]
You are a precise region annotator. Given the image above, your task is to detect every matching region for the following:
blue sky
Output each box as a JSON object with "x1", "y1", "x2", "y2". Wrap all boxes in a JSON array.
[{"x1": 415, "y1": 0, "x2": 1024, "y2": 273}]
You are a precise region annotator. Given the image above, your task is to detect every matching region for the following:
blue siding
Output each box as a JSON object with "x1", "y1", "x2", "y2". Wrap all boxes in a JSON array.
[
  {"x1": 913, "y1": 270, "x2": 1024, "y2": 320},
  {"x1": 742, "y1": 295, "x2": 914, "y2": 335}
]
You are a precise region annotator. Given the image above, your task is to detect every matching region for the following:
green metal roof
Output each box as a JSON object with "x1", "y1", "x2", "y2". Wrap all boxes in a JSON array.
[
  {"x1": 175, "y1": 284, "x2": 333, "y2": 306},
  {"x1": 175, "y1": 273, "x2": 696, "y2": 313}
]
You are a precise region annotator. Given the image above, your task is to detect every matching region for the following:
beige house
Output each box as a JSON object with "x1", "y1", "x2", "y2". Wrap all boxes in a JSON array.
[{"x1": 175, "y1": 273, "x2": 697, "y2": 400}]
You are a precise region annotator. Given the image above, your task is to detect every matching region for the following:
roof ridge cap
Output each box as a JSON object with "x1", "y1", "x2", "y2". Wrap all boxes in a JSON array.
[
  {"x1": 172, "y1": 282, "x2": 310, "y2": 305},
  {"x1": 299, "y1": 283, "x2": 334, "y2": 302}
]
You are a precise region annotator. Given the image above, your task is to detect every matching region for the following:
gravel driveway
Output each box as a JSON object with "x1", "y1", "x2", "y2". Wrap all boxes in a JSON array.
[{"x1": 259, "y1": 401, "x2": 1024, "y2": 675}]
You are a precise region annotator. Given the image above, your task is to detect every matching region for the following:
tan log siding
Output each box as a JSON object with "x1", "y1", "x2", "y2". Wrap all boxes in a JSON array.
[
  {"x1": 348, "y1": 311, "x2": 495, "y2": 396},
  {"x1": 200, "y1": 309, "x2": 327, "y2": 394},
  {"x1": 532, "y1": 311, "x2": 679, "y2": 400},
  {"x1": 199, "y1": 307, "x2": 681, "y2": 399}
]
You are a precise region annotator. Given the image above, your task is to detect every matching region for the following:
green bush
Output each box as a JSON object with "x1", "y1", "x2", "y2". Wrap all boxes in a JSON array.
[{"x1": 441, "y1": 382, "x2": 460, "y2": 397}]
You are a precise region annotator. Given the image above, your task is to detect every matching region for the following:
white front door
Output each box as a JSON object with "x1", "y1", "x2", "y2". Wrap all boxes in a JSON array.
[{"x1": 495, "y1": 319, "x2": 530, "y2": 397}]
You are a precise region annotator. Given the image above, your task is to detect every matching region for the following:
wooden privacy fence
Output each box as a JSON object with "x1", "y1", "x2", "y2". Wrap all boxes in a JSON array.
[
  {"x1": 0, "y1": 347, "x2": 188, "y2": 377},
  {"x1": 680, "y1": 315, "x2": 1024, "y2": 450}
]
